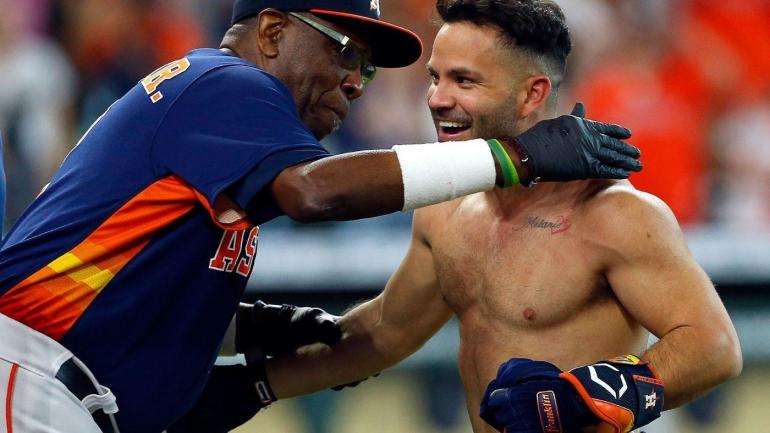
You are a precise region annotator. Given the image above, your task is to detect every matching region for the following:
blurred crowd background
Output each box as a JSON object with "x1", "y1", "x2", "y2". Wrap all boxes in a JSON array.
[{"x1": 2, "y1": 1, "x2": 770, "y2": 432}]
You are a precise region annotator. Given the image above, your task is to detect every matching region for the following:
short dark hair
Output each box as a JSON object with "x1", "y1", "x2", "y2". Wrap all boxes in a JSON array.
[{"x1": 436, "y1": 0, "x2": 571, "y2": 87}]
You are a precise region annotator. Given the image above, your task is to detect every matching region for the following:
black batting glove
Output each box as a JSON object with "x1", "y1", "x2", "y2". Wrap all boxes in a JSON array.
[
  {"x1": 235, "y1": 301, "x2": 342, "y2": 356},
  {"x1": 167, "y1": 362, "x2": 275, "y2": 433},
  {"x1": 509, "y1": 102, "x2": 642, "y2": 184}
]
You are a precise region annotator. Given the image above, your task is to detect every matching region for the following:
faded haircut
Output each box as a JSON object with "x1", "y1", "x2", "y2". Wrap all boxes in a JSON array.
[{"x1": 436, "y1": 0, "x2": 571, "y2": 95}]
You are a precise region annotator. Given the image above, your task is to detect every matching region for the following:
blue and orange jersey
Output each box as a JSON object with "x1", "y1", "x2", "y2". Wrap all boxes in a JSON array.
[
  {"x1": 0, "y1": 132, "x2": 5, "y2": 235},
  {"x1": 0, "y1": 49, "x2": 329, "y2": 433}
]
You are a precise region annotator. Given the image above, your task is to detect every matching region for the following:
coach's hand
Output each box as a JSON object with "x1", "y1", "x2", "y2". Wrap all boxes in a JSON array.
[
  {"x1": 507, "y1": 102, "x2": 642, "y2": 185},
  {"x1": 236, "y1": 301, "x2": 342, "y2": 356},
  {"x1": 480, "y1": 356, "x2": 664, "y2": 433}
]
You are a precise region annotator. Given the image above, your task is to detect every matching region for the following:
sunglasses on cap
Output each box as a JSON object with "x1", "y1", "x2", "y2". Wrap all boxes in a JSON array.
[{"x1": 288, "y1": 12, "x2": 377, "y2": 86}]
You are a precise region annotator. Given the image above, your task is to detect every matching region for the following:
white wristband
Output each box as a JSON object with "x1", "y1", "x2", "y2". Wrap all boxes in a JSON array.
[{"x1": 393, "y1": 139, "x2": 496, "y2": 211}]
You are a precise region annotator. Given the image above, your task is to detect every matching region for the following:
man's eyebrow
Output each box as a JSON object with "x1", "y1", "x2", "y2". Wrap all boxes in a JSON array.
[
  {"x1": 426, "y1": 65, "x2": 479, "y2": 78},
  {"x1": 447, "y1": 67, "x2": 476, "y2": 77}
]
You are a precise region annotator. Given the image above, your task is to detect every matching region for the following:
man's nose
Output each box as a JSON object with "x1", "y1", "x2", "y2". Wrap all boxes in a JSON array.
[
  {"x1": 427, "y1": 82, "x2": 454, "y2": 111},
  {"x1": 341, "y1": 69, "x2": 364, "y2": 100}
]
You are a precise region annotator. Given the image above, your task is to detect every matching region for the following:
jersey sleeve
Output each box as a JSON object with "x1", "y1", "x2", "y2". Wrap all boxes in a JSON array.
[{"x1": 151, "y1": 65, "x2": 330, "y2": 215}]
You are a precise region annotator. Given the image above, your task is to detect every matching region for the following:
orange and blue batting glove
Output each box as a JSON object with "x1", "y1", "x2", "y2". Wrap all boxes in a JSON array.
[{"x1": 480, "y1": 355, "x2": 664, "y2": 433}]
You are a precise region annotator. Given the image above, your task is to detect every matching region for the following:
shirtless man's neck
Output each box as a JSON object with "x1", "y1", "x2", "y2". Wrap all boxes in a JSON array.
[{"x1": 484, "y1": 179, "x2": 619, "y2": 218}]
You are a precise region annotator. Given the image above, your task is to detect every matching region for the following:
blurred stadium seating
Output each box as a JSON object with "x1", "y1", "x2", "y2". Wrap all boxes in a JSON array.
[{"x1": 2, "y1": 1, "x2": 769, "y2": 432}]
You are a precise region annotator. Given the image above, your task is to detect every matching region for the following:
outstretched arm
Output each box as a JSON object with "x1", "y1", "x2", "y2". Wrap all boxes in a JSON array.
[
  {"x1": 269, "y1": 109, "x2": 641, "y2": 222},
  {"x1": 266, "y1": 208, "x2": 453, "y2": 398}
]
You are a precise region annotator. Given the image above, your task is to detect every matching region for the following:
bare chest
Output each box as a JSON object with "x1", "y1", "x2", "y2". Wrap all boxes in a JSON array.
[{"x1": 430, "y1": 202, "x2": 607, "y2": 327}]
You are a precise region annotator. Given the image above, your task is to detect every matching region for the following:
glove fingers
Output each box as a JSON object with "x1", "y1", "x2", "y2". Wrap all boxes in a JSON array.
[
  {"x1": 481, "y1": 385, "x2": 563, "y2": 433},
  {"x1": 480, "y1": 388, "x2": 518, "y2": 432},
  {"x1": 318, "y1": 318, "x2": 343, "y2": 345},
  {"x1": 596, "y1": 165, "x2": 632, "y2": 179},
  {"x1": 570, "y1": 102, "x2": 586, "y2": 118},
  {"x1": 296, "y1": 310, "x2": 342, "y2": 346},
  {"x1": 598, "y1": 148, "x2": 643, "y2": 173},
  {"x1": 494, "y1": 358, "x2": 561, "y2": 387},
  {"x1": 600, "y1": 136, "x2": 642, "y2": 160},
  {"x1": 588, "y1": 120, "x2": 632, "y2": 140}
]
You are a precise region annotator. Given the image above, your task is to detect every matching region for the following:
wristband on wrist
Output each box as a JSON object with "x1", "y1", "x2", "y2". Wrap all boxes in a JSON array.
[
  {"x1": 503, "y1": 137, "x2": 539, "y2": 188},
  {"x1": 250, "y1": 359, "x2": 277, "y2": 405},
  {"x1": 486, "y1": 139, "x2": 520, "y2": 187},
  {"x1": 392, "y1": 139, "x2": 497, "y2": 211}
]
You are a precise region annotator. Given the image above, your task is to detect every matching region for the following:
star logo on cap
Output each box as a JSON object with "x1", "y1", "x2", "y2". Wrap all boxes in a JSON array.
[{"x1": 370, "y1": 0, "x2": 380, "y2": 15}]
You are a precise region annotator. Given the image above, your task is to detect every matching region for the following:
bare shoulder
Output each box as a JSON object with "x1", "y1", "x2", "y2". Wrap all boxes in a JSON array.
[
  {"x1": 412, "y1": 196, "x2": 466, "y2": 245},
  {"x1": 579, "y1": 180, "x2": 686, "y2": 255},
  {"x1": 584, "y1": 180, "x2": 679, "y2": 226}
]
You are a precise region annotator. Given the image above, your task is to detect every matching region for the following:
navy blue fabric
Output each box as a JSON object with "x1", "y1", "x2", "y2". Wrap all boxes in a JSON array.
[
  {"x1": 232, "y1": 0, "x2": 380, "y2": 24},
  {"x1": 0, "y1": 48, "x2": 328, "y2": 433},
  {"x1": 0, "y1": 132, "x2": 5, "y2": 237},
  {"x1": 567, "y1": 360, "x2": 664, "y2": 430},
  {"x1": 480, "y1": 358, "x2": 594, "y2": 433}
]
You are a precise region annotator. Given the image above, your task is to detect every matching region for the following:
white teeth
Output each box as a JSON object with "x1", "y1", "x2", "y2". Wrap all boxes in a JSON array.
[{"x1": 439, "y1": 121, "x2": 470, "y2": 129}]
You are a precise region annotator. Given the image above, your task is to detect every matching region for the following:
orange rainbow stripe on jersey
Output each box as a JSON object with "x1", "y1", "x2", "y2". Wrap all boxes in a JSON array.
[{"x1": 0, "y1": 176, "x2": 249, "y2": 340}]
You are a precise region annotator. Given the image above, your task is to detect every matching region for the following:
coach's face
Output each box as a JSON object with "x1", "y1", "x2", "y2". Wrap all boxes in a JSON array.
[
  {"x1": 278, "y1": 14, "x2": 368, "y2": 139},
  {"x1": 427, "y1": 22, "x2": 527, "y2": 142}
]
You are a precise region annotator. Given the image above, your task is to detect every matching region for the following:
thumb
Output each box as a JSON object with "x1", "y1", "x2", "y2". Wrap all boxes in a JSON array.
[
  {"x1": 319, "y1": 320, "x2": 342, "y2": 345},
  {"x1": 570, "y1": 102, "x2": 586, "y2": 118},
  {"x1": 316, "y1": 313, "x2": 342, "y2": 345}
]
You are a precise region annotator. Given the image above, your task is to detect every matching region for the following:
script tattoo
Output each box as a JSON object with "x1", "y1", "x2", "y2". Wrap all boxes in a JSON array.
[{"x1": 526, "y1": 215, "x2": 571, "y2": 234}]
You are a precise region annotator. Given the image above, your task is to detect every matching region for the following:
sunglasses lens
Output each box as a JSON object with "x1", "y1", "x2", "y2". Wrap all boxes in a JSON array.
[
  {"x1": 338, "y1": 46, "x2": 361, "y2": 69},
  {"x1": 339, "y1": 45, "x2": 376, "y2": 85},
  {"x1": 362, "y1": 63, "x2": 376, "y2": 85}
]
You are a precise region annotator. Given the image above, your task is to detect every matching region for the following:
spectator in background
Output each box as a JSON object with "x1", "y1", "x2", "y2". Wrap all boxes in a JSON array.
[
  {"x1": 58, "y1": 0, "x2": 206, "y2": 134},
  {"x1": 685, "y1": 0, "x2": 770, "y2": 228},
  {"x1": 338, "y1": 1, "x2": 437, "y2": 153},
  {"x1": 0, "y1": 0, "x2": 75, "y2": 225},
  {"x1": 567, "y1": 1, "x2": 711, "y2": 225},
  {"x1": 564, "y1": 0, "x2": 770, "y2": 226},
  {"x1": 710, "y1": 96, "x2": 770, "y2": 229},
  {"x1": 685, "y1": 0, "x2": 770, "y2": 103}
]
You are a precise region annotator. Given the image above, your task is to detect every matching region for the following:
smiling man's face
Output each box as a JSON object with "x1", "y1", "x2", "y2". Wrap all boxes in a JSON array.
[{"x1": 427, "y1": 21, "x2": 528, "y2": 142}]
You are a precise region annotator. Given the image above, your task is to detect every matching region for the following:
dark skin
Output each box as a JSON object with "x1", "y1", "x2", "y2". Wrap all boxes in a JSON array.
[{"x1": 219, "y1": 10, "x2": 524, "y2": 222}]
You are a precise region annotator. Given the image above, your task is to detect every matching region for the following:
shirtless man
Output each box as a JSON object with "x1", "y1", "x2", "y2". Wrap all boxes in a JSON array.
[{"x1": 185, "y1": 1, "x2": 743, "y2": 432}]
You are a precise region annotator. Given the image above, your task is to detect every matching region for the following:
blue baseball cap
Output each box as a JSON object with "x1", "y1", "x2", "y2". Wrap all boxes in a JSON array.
[{"x1": 231, "y1": 0, "x2": 423, "y2": 67}]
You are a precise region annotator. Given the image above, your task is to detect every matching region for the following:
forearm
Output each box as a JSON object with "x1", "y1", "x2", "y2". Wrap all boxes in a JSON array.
[
  {"x1": 642, "y1": 324, "x2": 742, "y2": 409},
  {"x1": 265, "y1": 300, "x2": 409, "y2": 398},
  {"x1": 272, "y1": 142, "x2": 527, "y2": 222},
  {"x1": 301, "y1": 142, "x2": 526, "y2": 215},
  {"x1": 276, "y1": 150, "x2": 408, "y2": 221},
  {"x1": 271, "y1": 112, "x2": 643, "y2": 222}
]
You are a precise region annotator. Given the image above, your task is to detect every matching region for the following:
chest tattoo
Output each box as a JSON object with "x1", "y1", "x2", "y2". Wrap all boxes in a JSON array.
[{"x1": 521, "y1": 215, "x2": 571, "y2": 234}]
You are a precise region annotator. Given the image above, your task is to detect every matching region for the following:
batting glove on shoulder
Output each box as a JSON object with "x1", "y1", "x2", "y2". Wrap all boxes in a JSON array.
[{"x1": 507, "y1": 102, "x2": 642, "y2": 185}]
